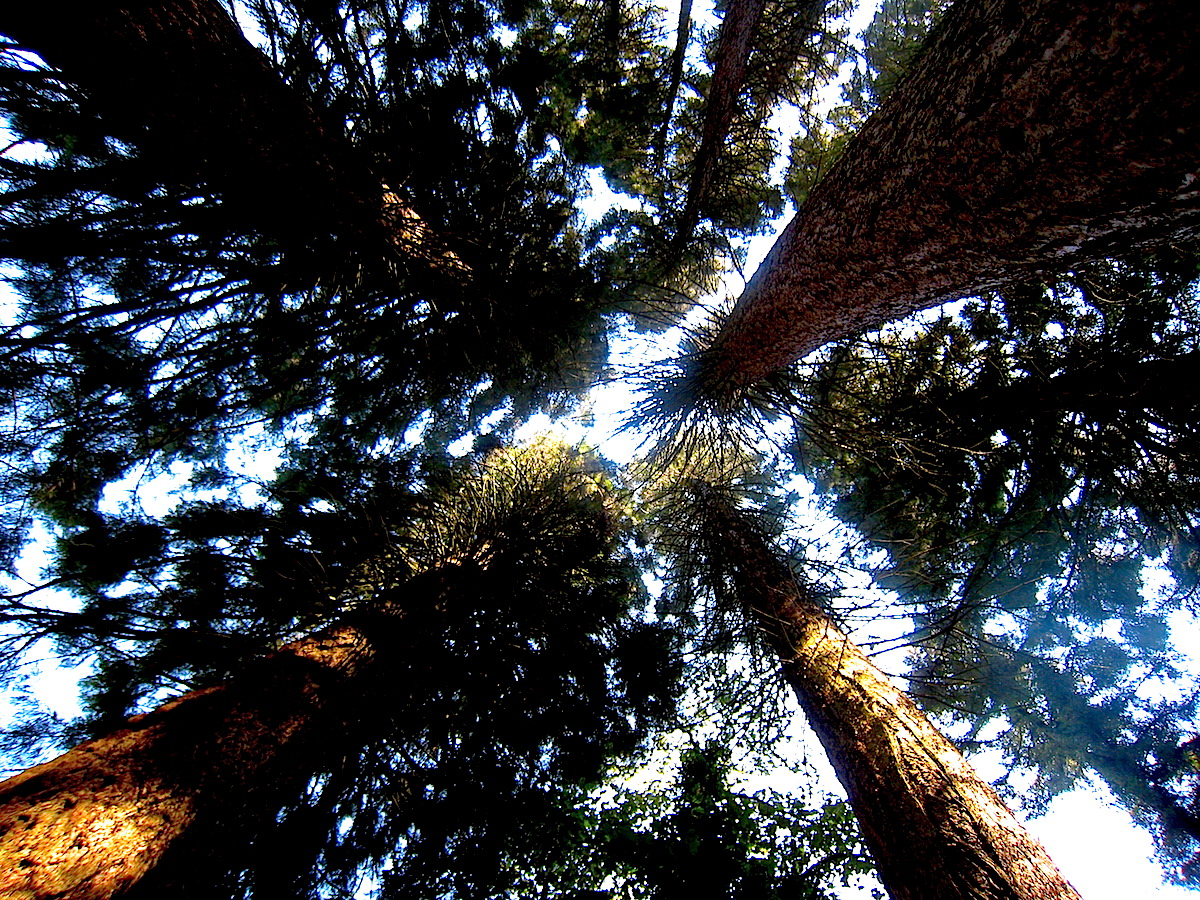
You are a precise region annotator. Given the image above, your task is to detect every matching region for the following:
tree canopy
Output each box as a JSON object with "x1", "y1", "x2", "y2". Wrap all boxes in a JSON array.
[
  {"x1": 792, "y1": 245, "x2": 1200, "y2": 881},
  {"x1": 1, "y1": 0, "x2": 1199, "y2": 896}
]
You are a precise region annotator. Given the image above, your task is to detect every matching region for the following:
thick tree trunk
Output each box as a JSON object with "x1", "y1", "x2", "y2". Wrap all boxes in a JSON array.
[
  {"x1": 703, "y1": 0, "x2": 1200, "y2": 399},
  {"x1": 0, "y1": 1, "x2": 451, "y2": 267},
  {"x1": 697, "y1": 492, "x2": 1081, "y2": 900},
  {"x1": 0, "y1": 623, "x2": 373, "y2": 900},
  {"x1": 2, "y1": 2, "x2": 366, "y2": 242}
]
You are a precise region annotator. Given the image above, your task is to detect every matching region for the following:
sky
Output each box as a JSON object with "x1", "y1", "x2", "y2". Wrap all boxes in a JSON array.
[
  {"x1": 513, "y1": 295, "x2": 1200, "y2": 900},
  {"x1": 508, "y1": 0, "x2": 1200, "y2": 893}
]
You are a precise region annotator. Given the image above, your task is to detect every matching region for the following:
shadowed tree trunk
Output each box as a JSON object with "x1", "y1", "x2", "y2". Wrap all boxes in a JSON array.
[
  {"x1": 694, "y1": 489, "x2": 1082, "y2": 900},
  {"x1": 670, "y1": 0, "x2": 770, "y2": 254},
  {"x1": 0, "y1": 0, "x2": 454, "y2": 267},
  {"x1": 0, "y1": 441, "x2": 645, "y2": 898},
  {"x1": 0, "y1": 620, "x2": 377, "y2": 899},
  {"x1": 654, "y1": 0, "x2": 694, "y2": 165},
  {"x1": 702, "y1": 0, "x2": 1200, "y2": 400}
]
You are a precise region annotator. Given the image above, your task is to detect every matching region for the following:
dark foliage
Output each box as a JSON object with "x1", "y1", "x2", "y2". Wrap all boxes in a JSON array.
[
  {"x1": 793, "y1": 244, "x2": 1200, "y2": 880},
  {"x1": 0, "y1": 0, "x2": 616, "y2": 562}
]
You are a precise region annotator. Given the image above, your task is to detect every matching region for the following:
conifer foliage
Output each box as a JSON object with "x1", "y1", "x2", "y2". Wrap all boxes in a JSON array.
[
  {"x1": 0, "y1": 440, "x2": 681, "y2": 897},
  {"x1": 793, "y1": 246, "x2": 1200, "y2": 880},
  {"x1": 1, "y1": 0, "x2": 1199, "y2": 897}
]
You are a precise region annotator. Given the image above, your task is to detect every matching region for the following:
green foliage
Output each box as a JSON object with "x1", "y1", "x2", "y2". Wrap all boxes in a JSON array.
[
  {"x1": 5, "y1": 439, "x2": 689, "y2": 897},
  {"x1": 792, "y1": 244, "x2": 1200, "y2": 880},
  {"x1": 6, "y1": 0, "x2": 1197, "y2": 894},
  {"x1": 0, "y1": 0, "x2": 615, "y2": 554},
  {"x1": 840, "y1": 0, "x2": 952, "y2": 115},
  {"x1": 632, "y1": 446, "x2": 811, "y2": 753},
  {"x1": 776, "y1": 5, "x2": 1200, "y2": 868},
  {"x1": 588, "y1": 0, "x2": 851, "y2": 327},
  {"x1": 783, "y1": 114, "x2": 853, "y2": 207},
  {"x1": 684, "y1": 0, "x2": 850, "y2": 229},
  {"x1": 515, "y1": 744, "x2": 878, "y2": 899},
  {"x1": 509, "y1": 0, "x2": 671, "y2": 194},
  {"x1": 784, "y1": 0, "x2": 950, "y2": 206}
]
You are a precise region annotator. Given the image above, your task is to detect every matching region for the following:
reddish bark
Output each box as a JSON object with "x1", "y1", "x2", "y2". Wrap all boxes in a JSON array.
[
  {"x1": 698, "y1": 492, "x2": 1082, "y2": 900},
  {"x1": 0, "y1": 624, "x2": 372, "y2": 900},
  {"x1": 668, "y1": 0, "x2": 770, "y2": 258},
  {"x1": 704, "y1": 0, "x2": 1200, "y2": 398}
]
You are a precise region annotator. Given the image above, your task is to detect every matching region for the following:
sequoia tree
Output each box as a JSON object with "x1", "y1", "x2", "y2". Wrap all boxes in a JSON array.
[
  {"x1": 0, "y1": 10, "x2": 693, "y2": 894},
  {"x1": 0, "y1": 441, "x2": 680, "y2": 898},
  {"x1": 668, "y1": 0, "x2": 770, "y2": 253},
  {"x1": 4, "y1": 0, "x2": 1194, "y2": 894},
  {"x1": 0, "y1": 0, "x2": 449, "y2": 265},
  {"x1": 792, "y1": 245, "x2": 1200, "y2": 880},
  {"x1": 701, "y1": 0, "x2": 1200, "y2": 398},
  {"x1": 666, "y1": 0, "x2": 834, "y2": 264},
  {"x1": 585, "y1": 0, "x2": 848, "y2": 323},
  {"x1": 0, "y1": 0, "x2": 638, "y2": 561},
  {"x1": 677, "y1": 481, "x2": 1082, "y2": 900},
  {"x1": 0, "y1": 621, "x2": 375, "y2": 898}
]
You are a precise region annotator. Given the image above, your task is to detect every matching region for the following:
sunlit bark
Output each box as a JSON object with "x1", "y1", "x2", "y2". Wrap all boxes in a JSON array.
[
  {"x1": 698, "y1": 492, "x2": 1082, "y2": 900},
  {"x1": 0, "y1": 624, "x2": 373, "y2": 900}
]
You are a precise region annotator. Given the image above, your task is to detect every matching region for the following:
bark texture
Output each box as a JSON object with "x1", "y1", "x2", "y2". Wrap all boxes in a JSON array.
[
  {"x1": 705, "y1": 0, "x2": 1200, "y2": 397},
  {"x1": 0, "y1": 624, "x2": 373, "y2": 900},
  {"x1": 698, "y1": 492, "x2": 1082, "y2": 900}
]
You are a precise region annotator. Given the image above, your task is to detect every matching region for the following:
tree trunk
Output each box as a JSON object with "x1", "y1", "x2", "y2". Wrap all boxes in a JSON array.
[
  {"x1": 654, "y1": 0, "x2": 694, "y2": 165},
  {"x1": 2, "y1": 2, "x2": 359, "y2": 239},
  {"x1": 0, "y1": 623, "x2": 373, "y2": 900},
  {"x1": 696, "y1": 491, "x2": 1081, "y2": 900},
  {"x1": 0, "y1": 1, "x2": 453, "y2": 267},
  {"x1": 671, "y1": 0, "x2": 770, "y2": 252},
  {"x1": 703, "y1": 0, "x2": 1200, "y2": 399}
]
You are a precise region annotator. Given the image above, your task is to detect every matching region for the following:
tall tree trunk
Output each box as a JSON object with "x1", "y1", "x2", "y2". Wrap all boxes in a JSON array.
[
  {"x1": 702, "y1": 0, "x2": 1200, "y2": 400},
  {"x1": 694, "y1": 490, "x2": 1081, "y2": 900},
  {"x1": 0, "y1": 622, "x2": 375, "y2": 899},
  {"x1": 0, "y1": 1, "x2": 452, "y2": 267},
  {"x1": 670, "y1": 0, "x2": 770, "y2": 252},
  {"x1": 654, "y1": 0, "x2": 694, "y2": 165}
]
